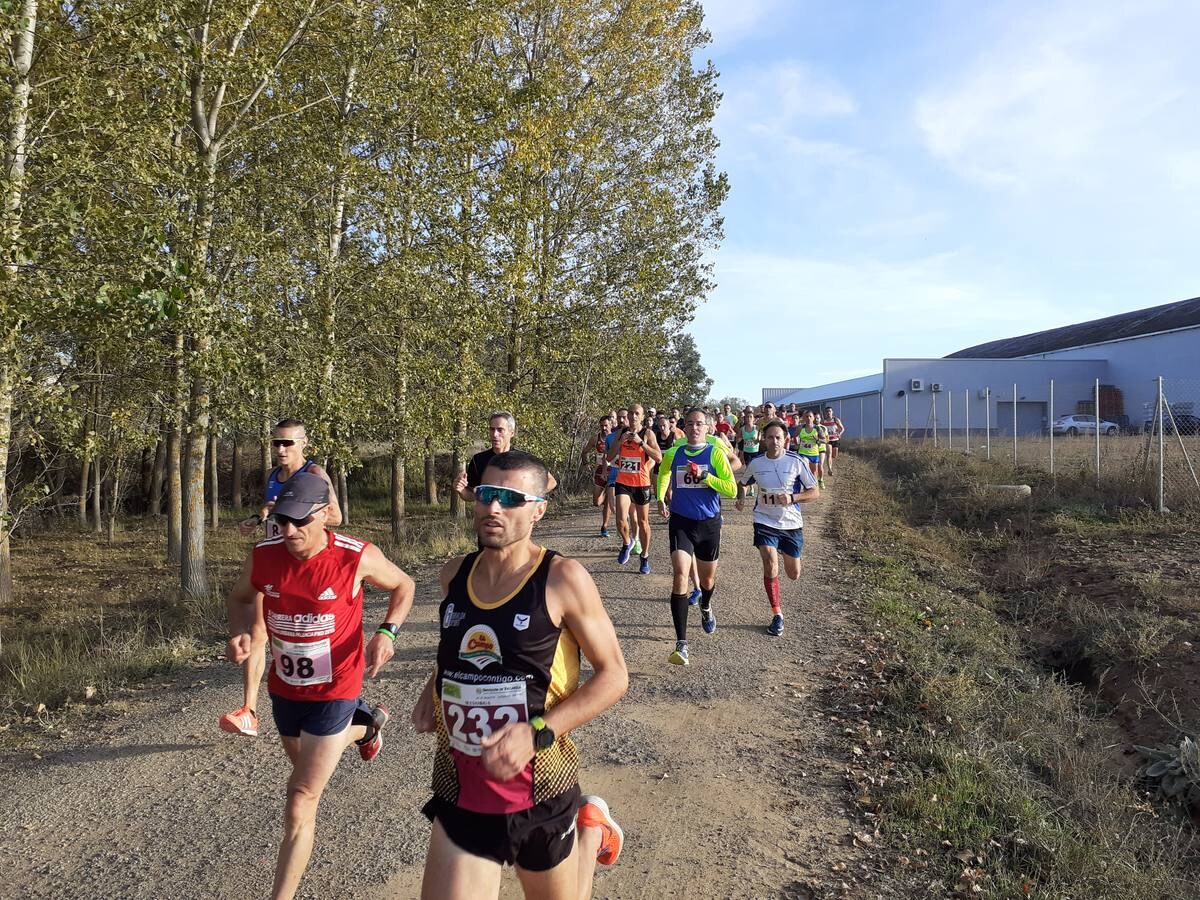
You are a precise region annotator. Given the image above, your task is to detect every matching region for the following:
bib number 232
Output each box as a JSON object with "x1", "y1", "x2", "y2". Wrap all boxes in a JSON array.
[{"x1": 441, "y1": 678, "x2": 529, "y2": 757}]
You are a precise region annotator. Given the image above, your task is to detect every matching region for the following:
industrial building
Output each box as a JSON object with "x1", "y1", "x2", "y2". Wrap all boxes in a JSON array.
[{"x1": 762, "y1": 296, "x2": 1200, "y2": 438}]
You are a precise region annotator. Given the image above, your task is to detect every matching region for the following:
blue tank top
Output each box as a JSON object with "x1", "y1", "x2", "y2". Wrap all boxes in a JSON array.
[
  {"x1": 266, "y1": 459, "x2": 314, "y2": 503},
  {"x1": 667, "y1": 443, "x2": 721, "y2": 520}
]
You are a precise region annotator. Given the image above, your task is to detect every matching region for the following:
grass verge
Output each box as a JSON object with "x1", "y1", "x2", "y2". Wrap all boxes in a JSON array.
[{"x1": 830, "y1": 453, "x2": 1197, "y2": 898}]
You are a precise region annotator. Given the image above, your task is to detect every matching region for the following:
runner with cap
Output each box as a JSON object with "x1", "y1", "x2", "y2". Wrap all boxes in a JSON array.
[
  {"x1": 735, "y1": 419, "x2": 820, "y2": 636},
  {"x1": 656, "y1": 408, "x2": 738, "y2": 666},
  {"x1": 226, "y1": 472, "x2": 415, "y2": 900},
  {"x1": 224, "y1": 418, "x2": 342, "y2": 739},
  {"x1": 412, "y1": 450, "x2": 629, "y2": 900}
]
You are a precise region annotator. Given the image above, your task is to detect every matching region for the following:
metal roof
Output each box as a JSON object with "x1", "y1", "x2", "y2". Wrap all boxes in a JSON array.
[
  {"x1": 773, "y1": 373, "x2": 883, "y2": 407},
  {"x1": 947, "y1": 296, "x2": 1200, "y2": 359}
]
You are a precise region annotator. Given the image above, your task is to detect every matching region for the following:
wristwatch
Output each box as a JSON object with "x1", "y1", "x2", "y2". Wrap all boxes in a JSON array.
[
  {"x1": 375, "y1": 622, "x2": 400, "y2": 640},
  {"x1": 530, "y1": 716, "x2": 555, "y2": 751}
]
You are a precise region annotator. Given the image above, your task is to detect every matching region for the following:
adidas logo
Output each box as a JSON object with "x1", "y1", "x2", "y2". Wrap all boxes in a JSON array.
[{"x1": 317, "y1": 587, "x2": 337, "y2": 601}]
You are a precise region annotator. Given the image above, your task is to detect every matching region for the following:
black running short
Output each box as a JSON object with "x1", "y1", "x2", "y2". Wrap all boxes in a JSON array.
[
  {"x1": 668, "y1": 512, "x2": 722, "y2": 562},
  {"x1": 422, "y1": 786, "x2": 581, "y2": 871},
  {"x1": 615, "y1": 483, "x2": 652, "y2": 505}
]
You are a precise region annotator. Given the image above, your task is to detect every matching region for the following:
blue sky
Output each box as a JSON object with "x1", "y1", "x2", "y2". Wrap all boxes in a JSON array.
[{"x1": 693, "y1": 0, "x2": 1200, "y2": 403}]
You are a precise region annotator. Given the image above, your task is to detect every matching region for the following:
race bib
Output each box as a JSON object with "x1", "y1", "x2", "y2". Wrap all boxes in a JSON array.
[
  {"x1": 441, "y1": 677, "x2": 529, "y2": 757},
  {"x1": 675, "y1": 463, "x2": 710, "y2": 489},
  {"x1": 271, "y1": 636, "x2": 332, "y2": 686},
  {"x1": 619, "y1": 457, "x2": 641, "y2": 473}
]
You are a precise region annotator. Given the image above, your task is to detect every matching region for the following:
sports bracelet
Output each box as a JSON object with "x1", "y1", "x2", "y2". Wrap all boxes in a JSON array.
[{"x1": 375, "y1": 624, "x2": 399, "y2": 641}]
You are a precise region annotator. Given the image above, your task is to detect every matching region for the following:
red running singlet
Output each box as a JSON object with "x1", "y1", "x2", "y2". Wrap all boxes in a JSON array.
[{"x1": 251, "y1": 531, "x2": 369, "y2": 701}]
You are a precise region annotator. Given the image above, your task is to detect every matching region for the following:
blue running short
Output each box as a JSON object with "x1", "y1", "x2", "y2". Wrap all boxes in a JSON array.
[
  {"x1": 270, "y1": 694, "x2": 371, "y2": 737},
  {"x1": 752, "y1": 522, "x2": 804, "y2": 558}
]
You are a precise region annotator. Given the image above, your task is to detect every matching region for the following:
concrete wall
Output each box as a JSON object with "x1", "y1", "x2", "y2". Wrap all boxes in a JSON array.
[
  {"x1": 1021, "y1": 326, "x2": 1200, "y2": 423},
  {"x1": 881, "y1": 358, "x2": 1108, "y2": 436}
]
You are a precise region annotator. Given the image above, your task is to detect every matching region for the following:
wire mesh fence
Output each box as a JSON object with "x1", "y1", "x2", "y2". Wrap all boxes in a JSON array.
[{"x1": 887, "y1": 376, "x2": 1200, "y2": 512}]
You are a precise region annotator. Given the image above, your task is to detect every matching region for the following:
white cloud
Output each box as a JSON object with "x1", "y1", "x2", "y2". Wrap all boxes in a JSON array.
[
  {"x1": 699, "y1": 0, "x2": 783, "y2": 46},
  {"x1": 914, "y1": 1, "x2": 1200, "y2": 192},
  {"x1": 718, "y1": 61, "x2": 856, "y2": 143}
]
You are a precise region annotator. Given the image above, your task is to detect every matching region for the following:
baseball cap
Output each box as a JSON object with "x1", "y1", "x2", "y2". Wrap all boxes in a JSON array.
[{"x1": 272, "y1": 472, "x2": 330, "y2": 520}]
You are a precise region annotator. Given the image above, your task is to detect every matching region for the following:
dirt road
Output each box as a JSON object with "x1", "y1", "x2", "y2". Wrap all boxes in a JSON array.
[{"x1": 0, "y1": 497, "x2": 880, "y2": 899}]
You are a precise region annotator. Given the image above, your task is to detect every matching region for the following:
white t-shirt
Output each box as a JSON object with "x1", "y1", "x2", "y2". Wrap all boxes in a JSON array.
[{"x1": 738, "y1": 451, "x2": 817, "y2": 530}]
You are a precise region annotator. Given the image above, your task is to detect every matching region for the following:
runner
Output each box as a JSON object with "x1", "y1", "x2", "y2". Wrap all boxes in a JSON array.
[
  {"x1": 607, "y1": 402, "x2": 661, "y2": 574},
  {"x1": 821, "y1": 406, "x2": 844, "y2": 476},
  {"x1": 656, "y1": 408, "x2": 738, "y2": 666},
  {"x1": 795, "y1": 410, "x2": 824, "y2": 487},
  {"x1": 224, "y1": 418, "x2": 342, "y2": 738},
  {"x1": 735, "y1": 419, "x2": 820, "y2": 636},
  {"x1": 225, "y1": 472, "x2": 415, "y2": 900},
  {"x1": 591, "y1": 415, "x2": 614, "y2": 537},
  {"x1": 602, "y1": 408, "x2": 627, "y2": 540},
  {"x1": 411, "y1": 450, "x2": 629, "y2": 900}
]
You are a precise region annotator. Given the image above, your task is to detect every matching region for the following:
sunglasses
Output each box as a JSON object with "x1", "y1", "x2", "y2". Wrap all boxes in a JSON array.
[
  {"x1": 473, "y1": 484, "x2": 546, "y2": 508},
  {"x1": 271, "y1": 439, "x2": 297, "y2": 448},
  {"x1": 272, "y1": 512, "x2": 314, "y2": 528}
]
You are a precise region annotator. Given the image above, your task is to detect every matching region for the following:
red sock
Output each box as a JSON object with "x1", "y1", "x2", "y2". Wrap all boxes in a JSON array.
[{"x1": 763, "y1": 576, "x2": 781, "y2": 613}]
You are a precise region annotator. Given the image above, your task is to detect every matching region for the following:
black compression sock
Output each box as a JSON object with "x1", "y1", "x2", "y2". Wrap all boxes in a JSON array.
[
  {"x1": 670, "y1": 593, "x2": 689, "y2": 641},
  {"x1": 700, "y1": 586, "x2": 715, "y2": 611}
]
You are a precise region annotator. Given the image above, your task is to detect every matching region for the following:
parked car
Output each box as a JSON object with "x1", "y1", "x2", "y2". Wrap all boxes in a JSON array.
[
  {"x1": 1142, "y1": 413, "x2": 1200, "y2": 435},
  {"x1": 1051, "y1": 414, "x2": 1119, "y2": 436}
]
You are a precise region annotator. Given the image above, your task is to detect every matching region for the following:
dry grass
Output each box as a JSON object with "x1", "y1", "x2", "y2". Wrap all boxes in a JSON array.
[{"x1": 830, "y1": 452, "x2": 1199, "y2": 898}]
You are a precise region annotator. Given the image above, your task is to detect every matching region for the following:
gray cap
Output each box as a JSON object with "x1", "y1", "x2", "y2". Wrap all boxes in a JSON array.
[{"x1": 272, "y1": 472, "x2": 329, "y2": 520}]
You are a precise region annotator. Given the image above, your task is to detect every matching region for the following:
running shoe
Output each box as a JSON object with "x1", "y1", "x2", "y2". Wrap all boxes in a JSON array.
[
  {"x1": 687, "y1": 587, "x2": 702, "y2": 606},
  {"x1": 818, "y1": 477, "x2": 825, "y2": 489},
  {"x1": 639, "y1": 556, "x2": 651, "y2": 575},
  {"x1": 632, "y1": 538, "x2": 642, "y2": 556},
  {"x1": 768, "y1": 614, "x2": 784, "y2": 637},
  {"x1": 700, "y1": 605, "x2": 716, "y2": 635},
  {"x1": 218, "y1": 705, "x2": 258, "y2": 737},
  {"x1": 600, "y1": 527, "x2": 610, "y2": 538},
  {"x1": 578, "y1": 795, "x2": 625, "y2": 866},
  {"x1": 358, "y1": 705, "x2": 390, "y2": 761},
  {"x1": 668, "y1": 641, "x2": 690, "y2": 666},
  {"x1": 617, "y1": 543, "x2": 631, "y2": 565}
]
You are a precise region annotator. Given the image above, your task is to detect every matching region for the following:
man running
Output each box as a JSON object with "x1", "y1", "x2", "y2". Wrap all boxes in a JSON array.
[
  {"x1": 795, "y1": 410, "x2": 825, "y2": 487},
  {"x1": 412, "y1": 451, "x2": 628, "y2": 900},
  {"x1": 225, "y1": 418, "x2": 342, "y2": 739},
  {"x1": 735, "y1": 419, "x2": 820, "y2": 636},
  {"x1": 607, "y1": 402, "x2": 661, "y2": 574},
  {"x1": 821, "y1": 406, "x2": 844, "y2": 476},
  {"x1": 656, "y1": 408, "x2": 738, "y2": 666},
  {"x1": 226, "y1": 473, "x2": 415, "y2": 900},
  {"x1": 591, "y1": 415, "x2": 614, "y2": 537}
]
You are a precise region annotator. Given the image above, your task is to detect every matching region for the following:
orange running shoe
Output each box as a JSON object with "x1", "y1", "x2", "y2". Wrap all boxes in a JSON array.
[
  {"x1": 578, "y1": 795, "x2": 624, "y2": 866},
  {"x1": 218, "y1": 705, "x2": 259, "y2": 737}
]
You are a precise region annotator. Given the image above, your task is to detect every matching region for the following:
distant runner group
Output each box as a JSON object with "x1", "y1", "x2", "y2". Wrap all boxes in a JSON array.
[{"x1": 222, "y1": 402, "x2": 845, "y2": 899}]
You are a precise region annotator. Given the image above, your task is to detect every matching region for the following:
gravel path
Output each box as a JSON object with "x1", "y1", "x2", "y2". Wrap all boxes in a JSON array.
[{"x1": 0, "y1": 490, "x2": 878, "y2": 899}]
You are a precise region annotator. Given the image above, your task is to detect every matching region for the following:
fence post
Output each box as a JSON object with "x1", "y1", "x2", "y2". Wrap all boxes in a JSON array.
[
  {"x1": 948, "y1": 389, "x2": 953, "y2": 451},
  {"x1": 933, "y1": 392, "x2": 938, "y2": 448},
  {"x1": 879, "y1": 392, "x2": 884, "y2": 439},
  {"x1": 1012, "y1": 383, "x2": 1018, "y2": 464},
  {"x1": 859, "y1": 396, "x2": 863, "y2": 437},
  {"x1": 965, "y1": 388, "x2": 971, "y2": 453},
  {"x1": 1049, "y1": 378, "x2": 1055, "y2": 476},
  {"x1": 1158, "y1": 375, "x2": 1166, "y2": 513},
  {"x1": 904, "y1": 393, "x2": 909, "y2": 444},
  {"x1": 985, "y1": 388, "x2": 991, "y2": 460},
  {"x1": 1094, "y1": 377, "x2": 1101, "y2": 488}
]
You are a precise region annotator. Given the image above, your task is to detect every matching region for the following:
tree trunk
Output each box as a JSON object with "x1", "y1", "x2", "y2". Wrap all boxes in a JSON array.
[
  {"x1": 107, "y1": 465, "x2": 120, "y2": 543},
  {"x1": 261, "y1": 414, "x2": 272, "y2": 491},
  {"x1": 424, "y1": 436, "x2": 437, "y2": 504},
  {"x1": 391, "y1": 444, "x2": 405, "y2": 542},
  {"x1": 140, "y1": 445, "x2": 154, "y2": 507},
  {"x1": 208, "y1": 428, "x2": 219, "y2": 530},
  {"x1": 181, "y1": 360, "x2": 211, "y2": 597},
  {"x1": 449, "y1": 419, "x2": 465, "y2": 519},
  {"x1": 0, "y1": 361, "x2": 13, "y2": 608},
  {"x1": 150, "y1": 413, "x2": 166, "y2": 517},
  {"x1": 78, "y1": 455, "x2": 91, "y2": 526},
  {"x1": 166, "y1": 419, "x2": 182, "y2": 561},
  {"x1": 91, "y1": 454, "x2": 102, "y2": 534},
  {"x1": 337, "y1": 466, "x2": 349, "y2": 526},
  {"x1": 230, "y1": 439, "x2": 242, "y2": 510}
]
